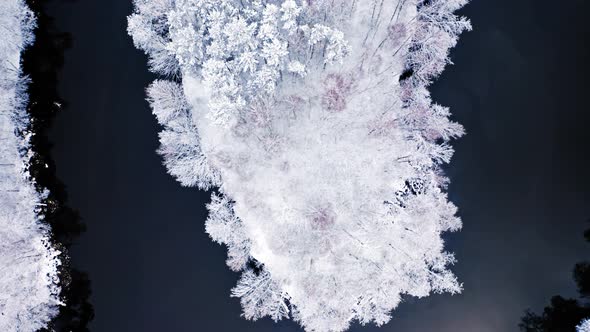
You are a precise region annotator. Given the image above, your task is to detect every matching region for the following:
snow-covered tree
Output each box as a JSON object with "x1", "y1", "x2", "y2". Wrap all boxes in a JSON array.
[
  {"x1": 0, "y1": 1, "x2": 62, "y2": 330},
  {"x1": 579, "y1": 318, "x2": 590, "y2": 332},
  {"x1": 129, "y1": 1, "x2": 470, "y2": 331},
  {"x1": 147, "y1": 79, "x2": 221, "y2": 188}
]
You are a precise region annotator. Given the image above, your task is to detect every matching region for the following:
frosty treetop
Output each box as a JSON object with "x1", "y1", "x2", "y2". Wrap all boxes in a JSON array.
[
  {"x1": 128, "y1": 1, "x2": 470, "y2": 331},
  {"x1": 0, "y1": 1, "x2": 62, "y2": 330}
]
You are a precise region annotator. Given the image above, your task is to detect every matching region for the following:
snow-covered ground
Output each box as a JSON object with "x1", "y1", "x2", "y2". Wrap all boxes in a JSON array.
[
  {"x1": 129, "y1": 1, "x2": 470, "y2": 331},
  {"x1": 0, "y1": 1, "x2": 62, "y2": 330}
]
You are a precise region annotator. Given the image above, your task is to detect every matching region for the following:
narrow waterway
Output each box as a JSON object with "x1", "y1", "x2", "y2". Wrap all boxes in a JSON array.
[
  {"x1": 43, "y1": 0, "x2": 259, "y2": 331},
  {"x1": 42, "y1": 0, "x2": 589, "y2": 331}
]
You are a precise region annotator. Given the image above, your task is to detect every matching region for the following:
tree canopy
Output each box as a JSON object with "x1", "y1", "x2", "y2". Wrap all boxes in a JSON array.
[{"x1": 129, "y1": 1, "x2": 470, "y2": 331}]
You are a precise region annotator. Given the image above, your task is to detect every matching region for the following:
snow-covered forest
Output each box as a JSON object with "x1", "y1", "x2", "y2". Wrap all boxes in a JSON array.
[
  {"x1": 0, "y1": 0, "x2": 62, "y2": 330},
  {"x1": 128, "y1": 0, "x2": 470, "y2": 331}
]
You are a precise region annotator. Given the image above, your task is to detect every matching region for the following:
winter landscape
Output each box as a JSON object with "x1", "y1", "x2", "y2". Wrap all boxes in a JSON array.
[
  {"x1": 128, "y1": 1, "x2": 470, "y2": 330},
  {"x1": 1, "y1": 0, "x2": 590, "y2": 331},
  {"x1": 0, "y1": 1, "x2": 61, "y2": 331}
]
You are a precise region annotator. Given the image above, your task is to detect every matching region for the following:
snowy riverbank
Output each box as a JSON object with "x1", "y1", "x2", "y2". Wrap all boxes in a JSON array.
[{"x1": 0, "y1": 1, "x2": 61, "y2": 330}]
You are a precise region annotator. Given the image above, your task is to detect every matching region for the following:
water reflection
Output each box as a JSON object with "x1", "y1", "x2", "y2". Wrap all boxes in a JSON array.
[
  {"x1": 22, "y1": 0, "x2": 94, "y2": 330},
  {"x1": 519, "y1": 220, "x2": 590, "y2": 332}
]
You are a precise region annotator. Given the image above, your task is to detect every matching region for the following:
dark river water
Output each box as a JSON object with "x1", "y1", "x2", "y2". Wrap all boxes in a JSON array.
[{"x1": 38, "y1": 0, "x2": 590, "y2": 331}]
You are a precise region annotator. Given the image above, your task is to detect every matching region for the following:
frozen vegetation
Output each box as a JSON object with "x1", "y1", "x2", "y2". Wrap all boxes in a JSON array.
[
  {"x1": 0, "y1": 0, "x2": 62, "y2": 330},
  {"x1": 128, "y1": 0, "x2": 470, "y2": 330}
]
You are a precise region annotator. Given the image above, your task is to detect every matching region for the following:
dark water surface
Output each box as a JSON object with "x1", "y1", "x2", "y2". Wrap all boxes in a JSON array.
[{"x1": 45, "y1": 0, "x2": 589, "y2": 331}]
